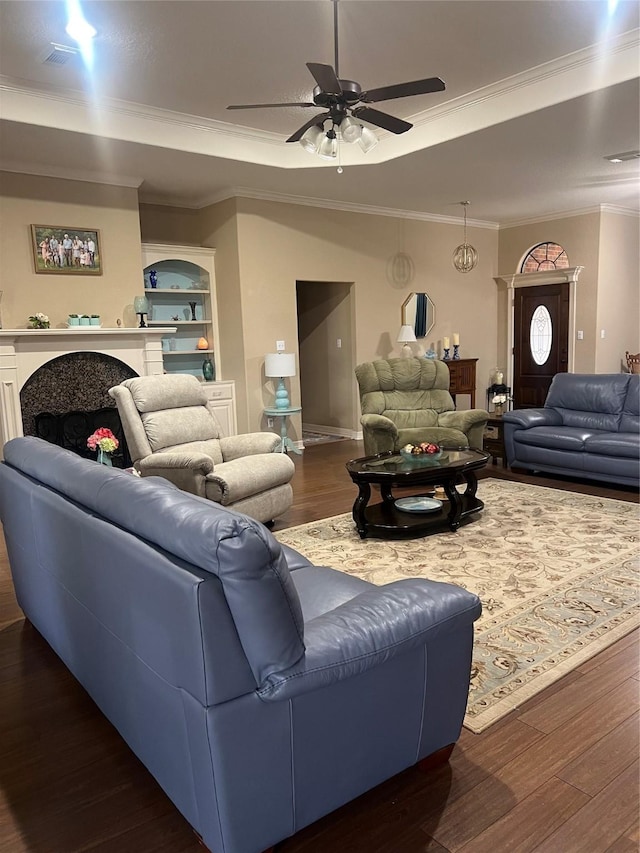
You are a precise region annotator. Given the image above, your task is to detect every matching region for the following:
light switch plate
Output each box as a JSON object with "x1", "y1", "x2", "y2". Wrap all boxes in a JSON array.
[{"x1": 276, "y1": 340, "x2": 285, "y2": 351}]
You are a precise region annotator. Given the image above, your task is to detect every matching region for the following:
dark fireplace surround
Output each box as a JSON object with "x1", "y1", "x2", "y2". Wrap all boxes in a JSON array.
[{"x1": 20, "y1": 352, "x2": 138, "y2": 468}]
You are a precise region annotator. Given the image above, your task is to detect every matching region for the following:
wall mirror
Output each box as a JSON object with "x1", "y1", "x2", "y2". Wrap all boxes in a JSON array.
[{"x1": 401, "y1": 292, "x2": 435, "y2": 338}]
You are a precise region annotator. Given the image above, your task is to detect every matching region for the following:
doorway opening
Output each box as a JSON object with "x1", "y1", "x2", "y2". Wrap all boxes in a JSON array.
[{"x1": 296, "y1": 280, "x2": 357, "y2": 446}]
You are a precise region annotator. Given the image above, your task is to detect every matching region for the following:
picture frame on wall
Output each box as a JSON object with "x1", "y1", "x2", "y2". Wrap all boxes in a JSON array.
[{"x1": 31, "y1": 225, "x2": 103, "y2": 275}]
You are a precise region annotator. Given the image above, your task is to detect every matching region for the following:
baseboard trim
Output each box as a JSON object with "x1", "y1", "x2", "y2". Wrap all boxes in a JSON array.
[{"x1": 303, "y1": 422, "x2": 359, "y2": 439}]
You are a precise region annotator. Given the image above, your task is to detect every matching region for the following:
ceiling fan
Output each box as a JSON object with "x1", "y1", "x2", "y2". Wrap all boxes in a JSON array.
[{"x1": 227, "y1": 0, "x2": 445, "y2": 154}]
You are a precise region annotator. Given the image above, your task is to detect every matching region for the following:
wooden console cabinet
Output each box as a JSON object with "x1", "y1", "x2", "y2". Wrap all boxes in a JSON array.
[{"x1": 446, "y1": 358, "x2": 478, "y2": 409}]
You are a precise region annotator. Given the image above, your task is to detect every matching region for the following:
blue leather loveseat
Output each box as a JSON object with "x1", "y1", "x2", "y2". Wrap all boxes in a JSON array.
[
  {"x1": 503, "y1": 373, "x2": 639, "y2": 487},
  {"x1": 0, "y1": 437, "x2": 481, "y2": 853}
]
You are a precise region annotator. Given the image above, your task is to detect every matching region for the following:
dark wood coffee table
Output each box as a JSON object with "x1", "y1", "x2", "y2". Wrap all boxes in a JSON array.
[{"x1": 346, "y1": 448, "x2": 491, "y2": 539}]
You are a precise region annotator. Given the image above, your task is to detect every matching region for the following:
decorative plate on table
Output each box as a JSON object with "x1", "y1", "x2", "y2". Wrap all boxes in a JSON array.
[{"x1": 394, "y1": 496, "x2": 443, "y2": 513}]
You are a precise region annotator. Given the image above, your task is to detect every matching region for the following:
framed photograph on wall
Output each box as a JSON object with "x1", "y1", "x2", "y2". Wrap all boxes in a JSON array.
[{"x1": 31, "y1": 225, "x2": 103, "y2": 275}]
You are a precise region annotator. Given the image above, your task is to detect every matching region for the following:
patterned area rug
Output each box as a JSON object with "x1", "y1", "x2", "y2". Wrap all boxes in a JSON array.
[{"x1": 276, "y1": 480, "x2": 640, "y2": 733}]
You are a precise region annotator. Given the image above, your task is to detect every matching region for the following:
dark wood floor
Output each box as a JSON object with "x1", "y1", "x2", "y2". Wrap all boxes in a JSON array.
[{"x1": 1, "y1": 440, "x2": 638, "y2": 853}]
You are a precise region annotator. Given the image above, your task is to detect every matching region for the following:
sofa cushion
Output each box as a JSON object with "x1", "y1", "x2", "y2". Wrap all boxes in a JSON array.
[
  {"x1": 513, "y1": 425, "x2": 597, "y2": 452},
  {"x1": 584, "y1": 431, "x2": 640, "y2": 459},
  {"x1": 545, "y1": 373, "x2": 630, "y2": 431}
]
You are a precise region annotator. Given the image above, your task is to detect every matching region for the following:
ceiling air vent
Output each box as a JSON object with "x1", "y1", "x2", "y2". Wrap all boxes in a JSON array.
[{"x1": 42, "y1": 43, "x2": 79, "y2": 66}]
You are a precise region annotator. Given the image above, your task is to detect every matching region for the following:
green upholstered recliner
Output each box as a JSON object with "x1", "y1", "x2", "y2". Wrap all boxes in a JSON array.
[{"x1": 355, "y1": 358, "x2": 488, "y2": 456}]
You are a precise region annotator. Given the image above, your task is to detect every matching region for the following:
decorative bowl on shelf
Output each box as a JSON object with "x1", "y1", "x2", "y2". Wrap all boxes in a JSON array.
[{"x1": 399, "y1": 446, "x2": 444, "y2": 465}]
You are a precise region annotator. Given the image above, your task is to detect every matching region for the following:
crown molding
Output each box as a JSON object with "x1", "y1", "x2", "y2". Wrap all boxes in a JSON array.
[
  {"x1": 500, "y1": 202, "x2": 640, "y2": 228},
  {"x1": 0, "y1": 161, "x2": 143, "y2": 189},
  {"x1": 140, "y1": 185, "x2": 500, "y2": 228},
  {"x1": 1, "y1": 28, "x2": 637, "y2": 169},
  {"x1": 600, "y1": 203, "x2": 640, "y2": 218}
]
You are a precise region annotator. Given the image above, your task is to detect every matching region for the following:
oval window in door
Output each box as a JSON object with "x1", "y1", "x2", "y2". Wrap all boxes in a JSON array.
[{"x1": 530, "y1": 305, "x2": 553, "y2": 365}]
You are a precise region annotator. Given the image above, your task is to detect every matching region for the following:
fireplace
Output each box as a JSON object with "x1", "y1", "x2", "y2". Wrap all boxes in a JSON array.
[
  {"x1": 23, "y1": 351, "x2": 138, "y2": 467},
  {"x1": 0, "y1": 326, "x2": 175, "y2": 459}
]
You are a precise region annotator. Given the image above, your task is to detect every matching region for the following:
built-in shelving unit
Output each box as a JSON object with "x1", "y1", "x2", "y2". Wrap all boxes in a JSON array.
[{"x1": 141, "y1": 243, "x2": 237, "y2": 435}]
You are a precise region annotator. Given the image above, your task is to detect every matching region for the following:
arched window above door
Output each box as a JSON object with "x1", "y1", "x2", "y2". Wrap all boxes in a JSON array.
[{"x1": 520, "y1": 242, "x2": 569, "y2": 273}]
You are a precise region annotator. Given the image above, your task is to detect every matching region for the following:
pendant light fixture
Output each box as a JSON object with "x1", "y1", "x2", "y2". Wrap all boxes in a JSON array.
[{"x1": 452, "y1": 201, "x2": 478, "y2": 274}]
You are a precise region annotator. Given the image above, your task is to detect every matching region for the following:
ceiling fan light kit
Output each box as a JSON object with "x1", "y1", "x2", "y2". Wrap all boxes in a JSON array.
[
  {"x1": 452, "y1": 201, "x2": 479, "y2": 274},
  {"x1": 299, "y1": 125, "x2": 325, "y2": 153},
  {"x1": 227, "y1": 0, "x2": 445, "y2": 165},
  {"x1": 318, "y1": 128, "x2": 338, "y2": 160}
]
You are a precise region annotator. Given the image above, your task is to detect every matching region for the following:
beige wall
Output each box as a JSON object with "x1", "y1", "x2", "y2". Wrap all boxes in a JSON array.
[
  {"x1": 596, "y1": 211, "x2": 640, "y2": 373},
  {"x1": 498, "y1": 212, "x2": 601, "y2": 373},
  {"x1": 139, "y1": 203, "x2": 200, "y2": 246},
  {"x1": 227, "y1": 197, "x2": 498, "y2": 433},
  {"x1": 0, "y1": 171, "x2": 143, "y2": 329},
  {"x1": 297, "y1": 281, "x2": 355, "y2": 432}
]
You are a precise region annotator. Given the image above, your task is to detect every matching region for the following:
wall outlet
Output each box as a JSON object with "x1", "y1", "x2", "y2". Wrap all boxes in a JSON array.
[
  {"x1": 600, "y1": 329, "x2": 606, "y2": 339},
  {"x1": 276, "y1": 340, "x2": 285, "y2": 352},
  {"x1": 577, "y1": 330, "x2": 584, "y2": 340},
  {"x1": 337, "y1": 338, "x2": 342, "y2": 348},
  {"x1": 267, "y1": 417, "x2": 274, "y2": 428}
]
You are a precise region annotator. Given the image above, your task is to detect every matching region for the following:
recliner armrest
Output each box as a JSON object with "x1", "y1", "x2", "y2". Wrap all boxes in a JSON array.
[
  {"x1": 360, "y1": 414, "x2": 398, "y2": 435},
  {"x1": 138, "y1": 451, "x2": 214, "y2": 496},
  {"x1": 438, "y1": 409, "x2": 488, "y2": 430},
  {"x1": 138, "y1": 451, "x2": 214, "y2": 475},
  {"x1": 220, "y1": 432, "x2": 281, "y2": 459},
  {"x1": 257, "y1": 579, "x2": 481, "y2": 701},
  {"x1": 503, "y1": 408, "x2": 562, "y2": 428}
]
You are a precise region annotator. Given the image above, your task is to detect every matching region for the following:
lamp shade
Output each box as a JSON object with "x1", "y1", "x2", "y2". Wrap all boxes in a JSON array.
[
  {"x1": 299, "y1": 125, "x2": 324, "y2": 154},
  {"x1": 265, "y1": 352, "x2": 296, "y2": 378},
  {"x1": 318, "y1": 131, "x2": 338, "y2": 160},
  {"x1": 358, "y1": 125, "x2": 378, "y2": 153},
  {"x1": 341, "y1": 116, "x2": 363, "y2": 144},
  {"x1": 397, "y1": 324, "x2": 417, "y2": 344}
]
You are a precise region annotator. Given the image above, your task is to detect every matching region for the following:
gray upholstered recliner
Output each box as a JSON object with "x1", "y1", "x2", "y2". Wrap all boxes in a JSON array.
[
  {"x1": 109, "y1": 374, "x2": 295, "y2": 523},
  {"x1": 356, "y1": 357, "x2": 488, "y2": 456}
]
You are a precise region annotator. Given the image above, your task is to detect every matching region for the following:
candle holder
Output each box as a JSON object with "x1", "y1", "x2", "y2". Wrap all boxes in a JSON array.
[
  {"x1": 443, "y1": 347, "x2": 451, "y2": 361},
  {"x1": 188, "y1": 301, "x2": 197, "y2": 321},
  {"x1": 453, "y1": 344, "x2": 460, "y2": 360}
]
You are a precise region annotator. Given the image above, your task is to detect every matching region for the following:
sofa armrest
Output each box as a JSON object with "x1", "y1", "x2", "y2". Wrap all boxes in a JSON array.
[
  {"x1": 257, "y1": 579, "x2": 481, "y2": 701},
  {"x1": 503, "y1": 408, "x2": 562, "y2": 428},
  {"x1": 220, "y1": 432, "x2": 280, "y2": 460}
]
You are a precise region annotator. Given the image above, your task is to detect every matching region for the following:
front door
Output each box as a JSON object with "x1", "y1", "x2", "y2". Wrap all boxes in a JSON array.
[{"x1": 513, "y1": 283, "x2": 569, "y2": 408}]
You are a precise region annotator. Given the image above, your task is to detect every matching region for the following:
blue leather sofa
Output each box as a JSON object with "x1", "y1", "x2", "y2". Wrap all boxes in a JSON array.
[
  {"x1": 0, "y1": 437, "x2": 481, "y2": 853},
  {"x1": 503, "y1": 373, "x2": 640, "y2": 487}
]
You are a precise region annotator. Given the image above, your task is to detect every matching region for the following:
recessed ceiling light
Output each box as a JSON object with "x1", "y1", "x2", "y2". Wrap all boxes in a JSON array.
[{"x1": 604, "y1": 151, "x2": 640, "y2": 163}]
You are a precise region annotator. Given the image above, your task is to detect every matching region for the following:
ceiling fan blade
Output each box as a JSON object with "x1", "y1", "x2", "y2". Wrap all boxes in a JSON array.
[
  {"x1": 352, "y1": 106, "x2": 412, "y2": 134},
  {"x1": 286, "y1": 113, "x2": 329, "y2": 143},
  {"x1": 306, "y1": 62, "x2": 342, "y2": 94},
  {"x1": 227, "y1": 102, "x2": 315, "y2": 110},
  {"x1": 361, "y1": 77, "x2": 446, "y2": 103}
]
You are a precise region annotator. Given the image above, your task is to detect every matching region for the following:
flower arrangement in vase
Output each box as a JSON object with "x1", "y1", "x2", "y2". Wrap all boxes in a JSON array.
[
  {"x1": 28, "y1": 312, "x2": 50, "y2": 329},
  {"x1": 87, "y1": 427, "x2": 119, "y2": 466}
]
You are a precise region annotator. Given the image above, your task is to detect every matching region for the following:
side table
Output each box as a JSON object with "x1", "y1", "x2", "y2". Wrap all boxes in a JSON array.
[
  {"x1": 483, "y1": 415, "x2": 507, "y2": 467},
  {"x1": 264, "y1": 406, "x2": 302, "y2": 455}
]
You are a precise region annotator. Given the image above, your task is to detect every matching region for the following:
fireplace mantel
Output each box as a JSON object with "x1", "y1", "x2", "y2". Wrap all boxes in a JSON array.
[{"x1": 0, "y1": 326, "x2": 176, "y2": 455}]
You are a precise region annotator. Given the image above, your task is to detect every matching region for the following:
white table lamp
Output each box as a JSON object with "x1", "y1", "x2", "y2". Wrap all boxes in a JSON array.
[
  {"x1": 397, "y1": 324, "x2": 417, "y2": 357},
  {"x1": 265, "y1": 352, "x2": 296, "y2": 409}
]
